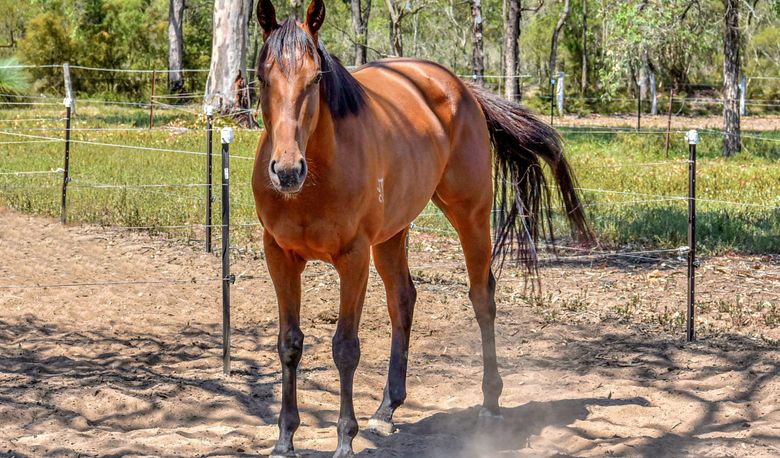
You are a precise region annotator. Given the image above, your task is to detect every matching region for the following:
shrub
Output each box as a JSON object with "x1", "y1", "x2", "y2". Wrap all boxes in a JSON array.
[{"x1": 18, "y1": 12, "x2": 74, "y2": 93}]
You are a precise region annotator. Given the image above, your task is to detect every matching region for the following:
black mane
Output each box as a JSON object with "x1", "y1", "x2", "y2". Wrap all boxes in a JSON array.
[{"x1": 257, "y1": 19, "x2": 366, "y2": 119}]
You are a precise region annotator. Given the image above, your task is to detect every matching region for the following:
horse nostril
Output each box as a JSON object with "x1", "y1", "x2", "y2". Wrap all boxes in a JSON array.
[
  {"x1": 270, "y1": 160, "x2": 278, "y2": 175},
  {"x1": 298, "y1": 159, "x2": 307, "y2": 177}
]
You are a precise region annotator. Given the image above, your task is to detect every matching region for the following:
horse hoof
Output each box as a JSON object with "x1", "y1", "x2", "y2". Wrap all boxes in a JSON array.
[
  {"x1": 477, "y1": 407, "x2": 504, "y2": 429},
  {"x1": 269, "y1": 449, "x2": 299, "y2": 458},
  {"x1": 366, "y1": 418, "x2": 396, "y2": 436},
  {"x1": 332, "y1": 448, "x2": 355, "y2": 458}
]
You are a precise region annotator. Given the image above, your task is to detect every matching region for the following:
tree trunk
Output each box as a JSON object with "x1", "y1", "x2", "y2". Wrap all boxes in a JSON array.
[
  {"x1": 548, "y1": 0, "x2": 571, "y2": 79},
  {"x1": 167, "y1": 0, "x2": 185, "y2": 94},
  {"x1": 581, "y1": 0, "x2": 587, "y2": 95},
  {"x1": 290, "y1": 0, "x2": 303, "y2": 20},
  {"x1": 386, "y1": 0, "x2": 403, "y2": 56},
  {"x1": 351, "y1": 0, "x2": 371, "y2": 66},
  {"x1": 639, "y1": 50, "x2": 649, "y2": 100},
  {"x1": 206, "y1": 0, "x2": 257, "y2": 128},
  {"x1": 503, "y1": 0, "x2": 520, "y2": 100},
  {"x1": 723, "y1": 0, "x2": 741, "y2": 157},
  {"x1": 471, "y1": 0, "x2": 484, "y2": 85}
]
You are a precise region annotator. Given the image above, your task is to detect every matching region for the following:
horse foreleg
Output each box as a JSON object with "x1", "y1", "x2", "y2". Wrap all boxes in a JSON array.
[
  {"x1": 265, "y1": 233, "x2": 307, "y2": 458},
  {"x1": 367, "y1": 228, "x2": 416, "y2": 436},
  {"x1": 332, "y1": 240, "x2": 370, "y2": 458}
]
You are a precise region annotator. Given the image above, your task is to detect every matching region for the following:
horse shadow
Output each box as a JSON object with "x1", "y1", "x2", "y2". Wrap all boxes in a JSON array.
[{"x1": 287, "y1": 396, "x2": 648, "y2": 458}]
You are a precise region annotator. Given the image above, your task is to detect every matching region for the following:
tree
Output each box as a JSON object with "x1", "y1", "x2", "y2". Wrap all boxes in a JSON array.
[
  {"x1": 723, "y1": 0, "x2": 741, "y2": 157},
  {"x1": 290, "y1": 0, "x2": 304, "y2": 19},
  {"x1": 168, "y1": 0, "x2": 185, "y2": 93},
  {"x1": 349, "y1": 0, "x2": 371, "y2": 66},
  {"x1": 470, "y1": 0, "x2": 484, "y2": 84},
  {"x1": 205, "y1": 0, "x2": 257, "y2": 127},
  {"x1": 548, "y1": 0, "x2": 571, "y2": 78},
  {"x1": 504, "y1": 1, "x2": 544, "y2": 101},
  {"x1": 503, "y1": 0, "x2": 521, "y2": 100},
  {"x1": 385, "y1": 0, "x2": 424, "y2": 56},
  {"x1": 581, "y1": 0, "x2": 587, "y2": 94}
]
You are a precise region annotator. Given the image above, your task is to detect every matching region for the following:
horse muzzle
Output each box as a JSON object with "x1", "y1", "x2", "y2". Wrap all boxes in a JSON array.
[{"x1": 269, "y1": 158, "x2": 307, "y2": 194}]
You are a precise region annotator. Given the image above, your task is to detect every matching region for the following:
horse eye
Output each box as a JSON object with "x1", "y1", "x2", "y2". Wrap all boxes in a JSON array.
[{"x1": 313, "y1": 73, "x2": 322, "y2": 85}]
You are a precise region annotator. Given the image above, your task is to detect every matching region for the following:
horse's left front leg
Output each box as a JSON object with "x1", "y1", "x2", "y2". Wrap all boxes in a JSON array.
[{"x1": 331, "y1": 240, "x2": 370, "y2": 458}]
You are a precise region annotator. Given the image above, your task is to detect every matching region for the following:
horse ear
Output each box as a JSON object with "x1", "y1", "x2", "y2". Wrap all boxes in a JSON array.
[
  {"x1": 304, "y1": 0, "x2": 326, "y2": 38},
  {"x1": 257, "y1": 0, "x2": 279, "y2": 39}
]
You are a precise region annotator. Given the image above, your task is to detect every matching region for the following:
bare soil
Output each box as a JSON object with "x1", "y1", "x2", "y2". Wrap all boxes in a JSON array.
[
  {"x1": 1, "y1": 208, "x2": 778, "y2": 457},
  {"x1": 556, "y1": 114, "x2": 780, "y2": 131}
]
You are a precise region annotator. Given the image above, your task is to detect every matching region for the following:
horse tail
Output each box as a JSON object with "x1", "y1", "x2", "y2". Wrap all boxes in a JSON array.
[{"x1": 466, "y1": 82, "x2": 593, "y2": 274}]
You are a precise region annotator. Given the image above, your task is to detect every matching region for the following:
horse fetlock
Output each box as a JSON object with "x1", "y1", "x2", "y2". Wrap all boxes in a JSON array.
[
  {"x1": 387, "y1": 385, "x2": 407, "y2": 407},
  {"x1": 270, "y1": 440, "x2": 299, "y2": 458},
  {"x1": 337, "y1": 416, "x2": 359, "y2": 438},
  {"x1": 279, "y1": 412, "x2": 301, "y2": 432}
]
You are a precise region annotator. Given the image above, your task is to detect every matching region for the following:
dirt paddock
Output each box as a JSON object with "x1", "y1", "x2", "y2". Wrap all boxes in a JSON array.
[{"x1": 1, "y1": 208, "x2": 778, "y2": 457}]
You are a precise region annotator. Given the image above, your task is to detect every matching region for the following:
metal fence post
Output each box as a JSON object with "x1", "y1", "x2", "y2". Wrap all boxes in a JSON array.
[
  {"x1": 60, "y1": 63, "x2": 75, "y2": 224},
  {"x1": 649, "y1": 72, "x2": 658, "y2": 115},
  {"x1": 149, "y1": 70, "x2": 157, "y2": 129},
  {"x1": 686, "y1": 129, "x2": 698, "y2": 342},
  {"x1": 556, "y1": 72, "x2": 565, "y2": 116},
  {"x1": 205, "y1": 105, "x2": 215, "y2": 253},
  {"x1": 60, "y1": 97, "x2": 73, "y2": 224},
  {"x1": 739, "y1": 76, "x2": 747, "y2": 116},
  {"x1": 550, "y1": 77, "x2": 556, "y2": 125},
  {"x1": 636, "y1": 88, "x2": 642, "y2": 131},
  {"x1": 221, "y1": 127, "x2": 235, "y2": 375}
]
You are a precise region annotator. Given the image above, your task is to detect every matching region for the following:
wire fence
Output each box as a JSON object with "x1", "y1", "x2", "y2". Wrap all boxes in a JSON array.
[
  {"x1": 5, "y1": 63, "x2": 780, "y2": 116},
  {"x1": 0, "y1": 64, "x2": 778, "y2": 355}
]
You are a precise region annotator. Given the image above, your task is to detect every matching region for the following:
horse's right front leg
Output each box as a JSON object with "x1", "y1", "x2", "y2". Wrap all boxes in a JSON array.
[{"x1": 265, "y1": 233, "x2": 307, "y2": 458}]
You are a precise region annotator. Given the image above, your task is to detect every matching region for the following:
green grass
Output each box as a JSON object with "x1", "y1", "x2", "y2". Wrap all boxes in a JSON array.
[{"x1": 0, "y1": 104, "x2": 778, "y2": 254}]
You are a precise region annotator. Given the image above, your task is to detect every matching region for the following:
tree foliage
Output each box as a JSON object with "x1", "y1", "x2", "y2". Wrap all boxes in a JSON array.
[{"x1": 3, "y1": 0, "x2": 780, "y2": 108}]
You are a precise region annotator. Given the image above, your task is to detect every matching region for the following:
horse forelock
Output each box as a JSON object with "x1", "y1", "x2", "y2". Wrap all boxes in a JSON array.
[{"x1": 257, "y1": 18, "x2": 366, "y2": 120}]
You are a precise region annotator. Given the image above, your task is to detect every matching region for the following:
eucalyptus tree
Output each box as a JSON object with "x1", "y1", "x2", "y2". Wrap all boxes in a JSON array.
[
  {"x1": 205, "y1": 0, "x2": 257, "y2": 127},
  {"x1": 722, "y1": 0, "x2": 741, "y2": 156},
  {"x1": 168, "y1": 0, "x2": 185, "y2": 93}
]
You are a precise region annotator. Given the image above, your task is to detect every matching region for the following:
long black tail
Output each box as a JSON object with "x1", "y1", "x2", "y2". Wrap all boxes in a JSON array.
[{"x1": 468, "y1": 83, "x2": 593, "y2": 273}]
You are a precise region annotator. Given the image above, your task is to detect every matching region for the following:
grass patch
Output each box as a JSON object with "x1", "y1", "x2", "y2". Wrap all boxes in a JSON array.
[{"x1": 0, "y1": 105, "x2": 777, "y2": 254}]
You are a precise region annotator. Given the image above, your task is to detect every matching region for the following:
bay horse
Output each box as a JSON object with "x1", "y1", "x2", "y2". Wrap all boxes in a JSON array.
[{"x1": 251, "y1": 1, "x2": 591, "y2": 456}]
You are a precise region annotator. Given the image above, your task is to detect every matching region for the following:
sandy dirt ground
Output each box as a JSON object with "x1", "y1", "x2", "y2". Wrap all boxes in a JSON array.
[{"x1": 1, "y1": 208, "x2": 778, "y2": 457}]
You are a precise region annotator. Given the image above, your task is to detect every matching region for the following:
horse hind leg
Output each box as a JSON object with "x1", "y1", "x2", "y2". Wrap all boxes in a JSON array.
[
  {"x1": 367, "y1": 227, "x2": 417, "y2": 436},
  {"x1": 432, "y1": 193, "x2": 504, "y2": 419}
]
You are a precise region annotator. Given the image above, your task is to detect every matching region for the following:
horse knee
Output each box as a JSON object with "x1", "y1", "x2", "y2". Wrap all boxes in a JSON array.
[
  {"x1": 278, "y1": 328, "x2": 304, "y2": 367},
  {"x1": 332, "y1": 334, "x2": 360, "y2": 371}
]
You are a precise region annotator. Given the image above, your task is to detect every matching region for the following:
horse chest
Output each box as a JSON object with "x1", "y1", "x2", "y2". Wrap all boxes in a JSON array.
[{"x1": 261, "y1": 211, "x2": 345, "y2": 260}]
